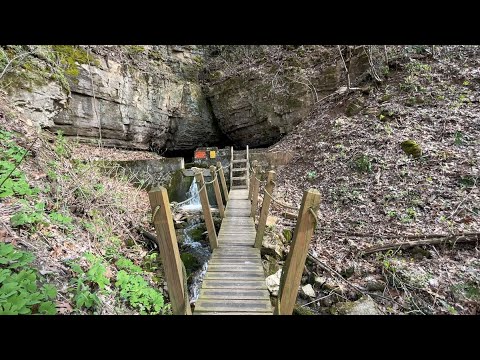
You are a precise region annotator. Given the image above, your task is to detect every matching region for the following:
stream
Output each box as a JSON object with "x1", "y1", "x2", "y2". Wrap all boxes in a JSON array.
[{"x1": 178, "y1": 179, "x2": 211, "y2": 303}]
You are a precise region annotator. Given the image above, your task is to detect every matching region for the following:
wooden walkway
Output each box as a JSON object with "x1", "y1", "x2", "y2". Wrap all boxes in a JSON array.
[
  {"x1": 194, "y1": 154, "x2": 273, "y2": 314},
  {"x1": 149, "y1": 145, "x2": 320, "y2": 315}
]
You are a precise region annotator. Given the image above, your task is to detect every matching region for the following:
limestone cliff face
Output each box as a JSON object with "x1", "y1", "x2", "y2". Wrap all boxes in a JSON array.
[
  {"x1": 4, "y1": 45, "x2": 370, "y2": 150},
  {"x1": 6, "y1": 45, "x2": 222, "y2": 151},
  {"x1": 204, "y1": 46, "x2": 370, "y2": 147}
]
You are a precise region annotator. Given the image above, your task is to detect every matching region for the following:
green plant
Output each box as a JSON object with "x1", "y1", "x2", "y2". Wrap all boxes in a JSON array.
[
  {"x1": 68, "y1": 253, "x2": 110, "y2": 311},
  {"x1": 54, "y1": 130, "x2": 69, "y2": 157},
  {"x1": 49, "y1": 211, "x2": 73, "y2": 229},
  {"x1": 454, "y1": 130, "x2": 464, "y2": 146},
  {"x1": 115, "y1": 257, "x2": 168, "y2": 314},
  {"x1": 0, "y1": 243, "x2": 57, "y2": 314},
  {"x1": 0, "y1": 130, "x2": 39, "y2": 198},
  {"x1": 401, "y1": 207, "x2": 417, "y2": 223},
  {"x1": 306, "y1": 171, "x2": 317, "y2": 181},
  {"x1": 10, "y1": 201, "x2": 47, "y2": 228},
  {"x1": 354, "y1": 155, "x2": 372, "y2": 173}
]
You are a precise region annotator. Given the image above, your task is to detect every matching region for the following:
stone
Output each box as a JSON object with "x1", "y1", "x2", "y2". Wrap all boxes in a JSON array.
[
  {"x1": 345, "y1": 98, "x2": 365, "y2": 117},
  {"x1": 265, "y1": 268, "x2": 282, "y2": 296},
  {"x1": 314, "y1": 276, "x2": 337, "y2": 290},
  {"x1": 266, "y1": 215, "x2": 279, "y2": 227},
  {"x1": 364, "y1": 276, "x2": 387, "y2": 292},
  {"x1": 301, "y1": 284, "x2": 316, "y2": 298},
  {"x1": 331, "y1": 296, "x2": 382, "y2": 315},
  {"x1": 7, "y1": 45, "x2": 222, "y2": 151},
  {"x1": 401, "y1": 140, "x2": 422, "y2": 158}
]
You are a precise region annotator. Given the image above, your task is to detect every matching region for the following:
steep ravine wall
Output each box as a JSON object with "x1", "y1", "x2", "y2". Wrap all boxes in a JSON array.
[
  {"x1": 6, "y1": 45, "x2": 223, "y2": 151},
  {"x1": 4, "y1": 45, "x2": 370, "y2": 150}
]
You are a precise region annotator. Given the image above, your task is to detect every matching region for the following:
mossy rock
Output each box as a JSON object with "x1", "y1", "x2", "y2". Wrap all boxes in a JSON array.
[
  {"x1": 378, "y1": 108, "x2": 397, "y2": 122},
  {"x1": 188, "y1": 226, "x2": 206, "y2": 242},
  {"x1": 293, "y1": 304, "x2": 318, "y2": 315},
  {"x1": 282, "y1": 229, "x2": 293, "y2": 243},
  {"x1": 379, "y1": 93, "x2": 392, "y2": 103},
  {"x1": 180, "y1": 253, "x2": 200, "y2": 275},
  {"x1": 345, "y1": 98, "x2": 364, "y2": 117},
  {"x1": 401, "y1": 140, "x2": 422, "y2": 158}
]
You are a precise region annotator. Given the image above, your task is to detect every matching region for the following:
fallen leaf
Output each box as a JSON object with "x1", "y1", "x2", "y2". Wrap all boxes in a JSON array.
[
  {"x1": 56, "y1": 301, "x2": 73, "y2": 315},
  {"x1": 0, "y1": 228, "x2": 10, "y2": 242}
]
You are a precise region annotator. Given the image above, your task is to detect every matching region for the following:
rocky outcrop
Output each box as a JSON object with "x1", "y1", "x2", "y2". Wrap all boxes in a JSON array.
[
  {"x1": 205, "y1": 46, "x2": 371, "y2": 147},
  {"x1": 6, "y1": 45, "x2": 222, "y2": 151},
  {"x1": 4, "y1": 45, "x2": 372, "y2": 150}
]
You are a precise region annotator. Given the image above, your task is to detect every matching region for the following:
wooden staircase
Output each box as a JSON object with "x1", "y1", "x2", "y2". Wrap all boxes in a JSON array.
[{"x1": 230, "y1": 146, "x2": 249, "y2": 190}]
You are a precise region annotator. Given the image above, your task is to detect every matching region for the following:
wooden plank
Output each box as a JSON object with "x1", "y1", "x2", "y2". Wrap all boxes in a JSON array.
[
  {"x1": 199, "y1": 288, "x2": 270, "y2": 300},
  {"x1": 213, "y1": 247, "x2": 259, "y2": 253},
  {"x1": 194, "y1": 299, "x2": 273, "y2": 312},
  {"x1": 204, "y1": 272, "x2": 265, "y2": 280},
  {"x1": 211, "y1": 165, "x2": 225, "y2": 218},
  {"x1": 276, "y1": 188, "x2": 321, "y2": 315},
  {"x1": 208, "y1": 264, "x2": 264, "y2": 272},
  {"x1": 226, "y1": 200, "x2": 251, "y2": 208},
  {"x1": 209, "y1": 258, "x2": 262, "y2": 265},
  {"x1": 250, "y1": 164, "x2": 261, "y2": 217},
  {"x1": 148, "y1": 187, "x2": 191, "y2": 315},
  {"x1": 211, "y1": 253, "x2": 259, "y2": 258},
  {"x1": 217, "y1": 161, "x2": 228, "y2": 205},
  {"x1": 201, "y1": 279, "x2": 267, "y2": 289},
  {"x1": 225, "y1": 209, "x2": 252, "y2": 217},
  {"x1": 255, "y1": 171, "x2": 276, "y2": 248},
  {"x1": 194, "y1": 311, "x2": 272, "y2": 315},
  {"x1": 195, "y1": 171, "x2": 218, "y2": 249}
]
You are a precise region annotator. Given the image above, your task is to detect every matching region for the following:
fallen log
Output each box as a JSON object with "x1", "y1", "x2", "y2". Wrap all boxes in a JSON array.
[{"x1": 360, "y1": 234, "x2": 480, "y2": 256}]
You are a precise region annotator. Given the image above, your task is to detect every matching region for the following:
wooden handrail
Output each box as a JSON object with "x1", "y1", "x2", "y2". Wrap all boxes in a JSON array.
[
  {"x1": 148, "y1": 187, "x2": 191, "y2": 315},
  {"x1": 195, "y1": 171, "x2": 218, "y2": 249},
  {"x1": 275, "y1": 188, "x2": 321, "y2": 315}
]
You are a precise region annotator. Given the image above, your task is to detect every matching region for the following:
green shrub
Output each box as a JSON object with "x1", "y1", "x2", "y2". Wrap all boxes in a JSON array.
[
  {"x1": 0, "y1": 243, "x2": 57, "y2": 314},
  {"x1": 115, "y1": 257, "x2": 167, "y2": 314}
]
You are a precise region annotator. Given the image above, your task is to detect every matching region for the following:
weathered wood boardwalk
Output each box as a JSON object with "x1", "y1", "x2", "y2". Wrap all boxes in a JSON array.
[
  {"x1": 149, "y1": 145, "x2": 320, "y2": 315},
  {"x1": 194, "y1": 188, "x2": 273, "y2": 315},
  {"x1": 194, "y1": 149, "x2": 273, "y2": 315}
]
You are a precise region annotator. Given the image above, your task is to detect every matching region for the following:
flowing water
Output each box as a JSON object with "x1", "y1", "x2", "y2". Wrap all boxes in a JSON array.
[
  {"x1": 179, "y1": 178, "x2": 211, "y2": 303},
  {"x1": 181, "y1": 178, "x2": 203, "y2": 212}
]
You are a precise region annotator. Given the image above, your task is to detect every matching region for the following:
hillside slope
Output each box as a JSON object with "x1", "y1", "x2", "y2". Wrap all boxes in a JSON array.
[{"x1": 268, "y1": 46, "x2": 480, "y2": 314}]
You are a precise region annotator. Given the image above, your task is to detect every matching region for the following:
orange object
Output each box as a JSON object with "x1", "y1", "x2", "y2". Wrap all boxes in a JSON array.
[{"x1": 195, "y1": 150, "x2": 207, "y2": 159}]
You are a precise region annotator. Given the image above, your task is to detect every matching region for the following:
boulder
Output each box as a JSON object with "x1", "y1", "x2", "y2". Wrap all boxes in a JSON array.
[
  {"x1": 265, "y1": 268, "x2": 282, "y2": 296},
  {"x1": 331, "y1": 296, "x2": 382, "y2": 315},
  {"x1": 401, "y1": 140, "x2": 422, "y2": 158},
  {"x1": 301, "y1": 284, "x2": 316, "y2": 298}
]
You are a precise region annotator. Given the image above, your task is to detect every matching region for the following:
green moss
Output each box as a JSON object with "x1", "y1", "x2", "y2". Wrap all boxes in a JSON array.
[
  {"x1": 52, "y1": 45, "x2": 98, "y2": 78},
  {"x1": 401, "y1": 140, "x2": 422, "y2": 158},
  {"x1": 180, "y1": 253, "x2": 200, "y2": 275},
  {"x1": 188, "y1": 226, "x2": 205, "y2": 242},
  {"x1": 126, "y1": 45, "x2": 146, "y2": 55}
]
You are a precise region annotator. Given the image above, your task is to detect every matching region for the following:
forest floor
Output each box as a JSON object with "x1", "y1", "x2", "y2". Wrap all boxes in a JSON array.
[
  {"x1": 266, "y1": 47, "x2": 480, "y2": 314},
  {"x1": 0, "y1": 94, "x2": 169, "y2": 314}
]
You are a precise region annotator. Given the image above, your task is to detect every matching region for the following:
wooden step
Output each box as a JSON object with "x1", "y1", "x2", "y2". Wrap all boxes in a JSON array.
[
  {"x1": 231, "y1": 176, "x2": 247, "y2": 181},
  {"x1": 232, "y1": 168, "x2": 248, "y2": 172},
  {"x1": 232, "y1": 159, "x2": 247, "y2": 163},
  {"x1": 230, "y1": 185, "x2": 248, "y2": 190}
]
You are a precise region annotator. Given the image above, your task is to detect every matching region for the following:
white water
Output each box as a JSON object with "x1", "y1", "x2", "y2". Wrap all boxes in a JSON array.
[
  {"x1": 181, "y1": 179, "x2": 202, "y2": 211},
  {"x1": 181, "y1": 224, "x2": 211, "y2": 303}
]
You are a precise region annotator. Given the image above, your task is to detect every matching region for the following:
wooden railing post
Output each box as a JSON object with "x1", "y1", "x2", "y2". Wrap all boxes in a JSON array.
[
  {"x1": 230, "y1": 146, "x2": 234, "y2": 190},
  {"x1": 195, "y1": 171, "x2": 218, "y2": 249},
  {"x1": 210, "y1": 165, "x2": 225, "y2": 218},
  {"x1": 246, "y1": 145, "x2": 250, "y2": 191},
  {"x1": 250, "y1": 164, "x2": 261, "y2": 218},
  {"x1": 217, "y1": 161, "x2": 228, "y2": 203},
  {"x1": 148, "y1": 187, "x2": 191, "y2": 315},
  {"x1": 249, "y1": 160, "x2": 258, "y2": 201},
  {"x1": 254, "y1": 170, "x2": 276, "y2": 248},
  {"x1": 274, "y1": 188, "x2": 321, "y2": 315}
]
